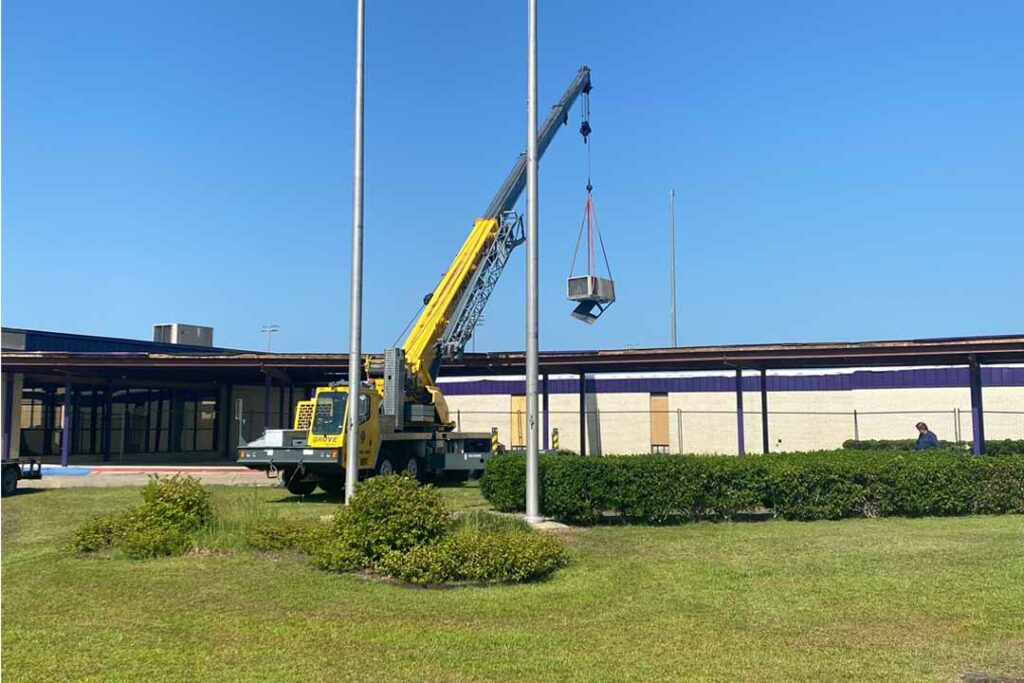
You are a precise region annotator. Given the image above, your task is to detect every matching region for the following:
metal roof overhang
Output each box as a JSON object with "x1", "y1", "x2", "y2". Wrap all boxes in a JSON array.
[{"x1": 2, "y1": 334, "x2": 1022, "y2": 387}]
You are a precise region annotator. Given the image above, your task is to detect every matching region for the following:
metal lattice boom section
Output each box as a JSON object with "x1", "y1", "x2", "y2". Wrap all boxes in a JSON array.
[{"x1": 440, "y1": 211, "x2": 524, "y2": 359}]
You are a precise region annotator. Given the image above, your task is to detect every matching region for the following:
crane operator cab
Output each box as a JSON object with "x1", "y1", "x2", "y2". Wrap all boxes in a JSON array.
[
  {"x1": 238, "y1": 384, "x2": 385, "y2": 496},
  {"x1": 306, "y1": 386, "x2": 380, "y2": 468}
]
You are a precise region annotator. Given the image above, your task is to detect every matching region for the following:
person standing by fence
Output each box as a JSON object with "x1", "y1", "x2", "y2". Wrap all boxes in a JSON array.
[{"x1": 915, "y1": 422, "x2": 940, "y2": 450}]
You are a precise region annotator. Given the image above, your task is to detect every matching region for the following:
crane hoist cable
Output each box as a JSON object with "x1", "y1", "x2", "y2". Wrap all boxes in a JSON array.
[{"x1": 566, "y1": 88, "x2": 615, "y2": 324}]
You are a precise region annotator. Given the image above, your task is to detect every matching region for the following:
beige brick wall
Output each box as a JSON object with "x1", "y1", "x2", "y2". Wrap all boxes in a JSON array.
[{"x1": 441, "y1": 376, "x2": 1024, "y2": 455}]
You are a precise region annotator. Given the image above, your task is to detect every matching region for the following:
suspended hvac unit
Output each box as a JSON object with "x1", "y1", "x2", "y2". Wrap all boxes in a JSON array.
[
  {"x1": 566, "y1": 191, "x2": 615, "y2": 324},
  {"x1": 567, "y1": 275, "x2": 615, "y2": 324}
]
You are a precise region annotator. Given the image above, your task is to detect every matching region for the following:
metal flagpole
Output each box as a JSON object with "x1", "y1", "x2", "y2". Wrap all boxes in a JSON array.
[
  {"x1": 524, "y1": 0, "x2": 541, "y2": 523},
  {"x1": 345, "y1": 0, "x2": 366, "y2": 504},
  {"x1": 669, "y1": 189, "x2": 677, "y2": 347}
]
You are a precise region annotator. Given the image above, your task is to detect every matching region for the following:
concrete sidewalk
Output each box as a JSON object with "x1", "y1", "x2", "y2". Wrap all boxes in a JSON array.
[{"x1": 21, "y1": 465, "x2": 276, "y2": 489}]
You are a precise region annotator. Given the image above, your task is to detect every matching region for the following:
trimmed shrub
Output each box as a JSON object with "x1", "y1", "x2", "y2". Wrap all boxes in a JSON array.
[
  {"x1": 309, "y1": 538, "x2": 368, "y2": 573},
  {"x1": 842, "y1": 438, "x2": 1024, "y2": 455},
  {"x1": 375, "y1": 525, "x2": 567, "y2": 585},
  {"x1": 278, "y1": 477, "x2": 568, "y2": 585},
  {"x1": 479, "y1": 455, "x2": 527, "y2": 512},
  {"x1": 72, "y1": 475, "x2": 212, "y2": 558},
  {"x1": 117, "y1": 516, "x2": 191, "y2": 559},
  {"x1": 140, "y1": 474, "x2": 213, "y2": 531},
  {"x1": 71, "y1": 513, "x2": 121, "y2": 553},
  {"x1": 333, "y1": 475, "x2": 453, "y2": 562},
  {"x1": 980, "y1": 439, "x2": 1024, "y2": 456},
  {"x1": 481, "y1": 451, "x2": 1024, "y2": 524}
]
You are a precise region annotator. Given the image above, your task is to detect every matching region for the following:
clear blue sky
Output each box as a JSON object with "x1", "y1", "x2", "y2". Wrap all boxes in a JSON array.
[{"x1": 4, "y1": 1, "x2": 1022, "y2": 353}]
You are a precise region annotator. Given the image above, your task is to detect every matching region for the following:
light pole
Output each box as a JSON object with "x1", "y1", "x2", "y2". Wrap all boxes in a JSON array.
[
  {"x1": 261, "y1": 324, "x2": 280, "y2": 352},
  {"x1": 524, "y1": 0, "x2": 541, "y2": 524},
  {"x1": 346, "y1": 0, "x2": 366, "y2": 504},
  {"x1": 472, "y1": 314, "x2": 486, "y2": 353}
]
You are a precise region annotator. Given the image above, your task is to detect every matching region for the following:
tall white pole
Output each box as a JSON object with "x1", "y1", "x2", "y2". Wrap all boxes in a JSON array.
[
  {"x1": 524, "y1": 0, "x2": 541, "y2": 523},
  {"x1": 669, "y1": 188, "x2": 677, "y2": 347},
  {"x1": 345, "y1": 0, "x2": 365, "y2": 504}
]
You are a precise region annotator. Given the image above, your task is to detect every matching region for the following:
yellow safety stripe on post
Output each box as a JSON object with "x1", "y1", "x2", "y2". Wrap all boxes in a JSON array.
[
  {"x1": 552, "y1": 428, "x2": 559, "y2": 450},
  {"x1": 491, "y1": 428, "x2": 499, "y2": 454}
]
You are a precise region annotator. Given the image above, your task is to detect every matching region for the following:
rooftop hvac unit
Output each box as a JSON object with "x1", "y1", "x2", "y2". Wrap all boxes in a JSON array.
[{"x1": 153, "y1": 323, "x2": 214, "y2": 347}]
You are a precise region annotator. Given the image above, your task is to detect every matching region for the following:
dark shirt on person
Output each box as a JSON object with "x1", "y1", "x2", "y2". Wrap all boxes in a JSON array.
[{"x1": 916, "y1": 431, "x2": 940, "y2": 450}]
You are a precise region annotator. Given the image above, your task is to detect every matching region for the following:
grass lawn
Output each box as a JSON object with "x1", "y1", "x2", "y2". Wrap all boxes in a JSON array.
[{"x1": 3, "y1": 483, "x2": 1023, "y2": 682}]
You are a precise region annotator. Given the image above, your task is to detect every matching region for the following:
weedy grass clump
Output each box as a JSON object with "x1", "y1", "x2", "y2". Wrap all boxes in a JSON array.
[{"x1": 72, "y1": 475, "x2": 213, "y2": 559}]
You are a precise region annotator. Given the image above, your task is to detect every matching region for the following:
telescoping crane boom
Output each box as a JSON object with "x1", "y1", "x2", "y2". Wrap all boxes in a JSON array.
[{"x1": 238, "y1": 66, "x2": 593, "y2": 494}]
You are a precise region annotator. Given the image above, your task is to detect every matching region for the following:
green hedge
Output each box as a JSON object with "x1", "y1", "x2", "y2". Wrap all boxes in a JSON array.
[
  {"x1": 842, "y1": 439, "x2": 1024, "y2": 455},
  {"x1": 480, "y1": 452, "x2": 1024, "y2": 524}
]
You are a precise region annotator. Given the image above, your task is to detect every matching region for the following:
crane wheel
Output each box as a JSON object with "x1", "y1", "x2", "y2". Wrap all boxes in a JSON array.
[
  {"x1": 284, "y1": 476, "x2": 317, "y2": 496},
  {"x1": 1, "y1": 467, "x2": 18, "y2": 497},
  {"x1": 403, "y1": 456, "x2": 424, "y2": 482},
  {"x1": 318, "y1": 479, "x2": 343, "y2": 495},
  {"x1": 375, "y1": 456, "x2": 397, "y2": 477}
]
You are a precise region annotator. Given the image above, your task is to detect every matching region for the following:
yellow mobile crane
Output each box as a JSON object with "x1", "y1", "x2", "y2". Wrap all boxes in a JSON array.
[{"x1": 239, "y1": 66, "x2": 592, "y2": 494}]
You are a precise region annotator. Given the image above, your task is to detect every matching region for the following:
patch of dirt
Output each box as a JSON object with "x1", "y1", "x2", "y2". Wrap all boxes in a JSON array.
[
  {"x1": 188, "y1": 547, "x2": 234, "y2": 558},
  {"x1": 962, "y1": 672, "x2": 1024, "y2": 683}
]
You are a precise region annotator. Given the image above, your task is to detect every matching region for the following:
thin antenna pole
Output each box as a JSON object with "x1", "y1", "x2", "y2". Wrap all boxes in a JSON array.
[
  {"x1": 345, "y1": 0, "x2": 365, "y2": 504},
  {"x1": 669, "y1": 188, "x2": 677, "y2": 347},
  {"x1": 524, "y1": 0, "x2": 541, "y2": 524}
]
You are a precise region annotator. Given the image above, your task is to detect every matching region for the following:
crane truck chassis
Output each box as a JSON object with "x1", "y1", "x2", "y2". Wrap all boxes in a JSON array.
[{"x1": 238, "y1": 66, "x2": 593, "y2": 494}]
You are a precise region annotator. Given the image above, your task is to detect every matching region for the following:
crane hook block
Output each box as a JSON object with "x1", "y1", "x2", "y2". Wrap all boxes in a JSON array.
[{"x1": 579, "y1": 120, "x2": 591, "y2": 141}]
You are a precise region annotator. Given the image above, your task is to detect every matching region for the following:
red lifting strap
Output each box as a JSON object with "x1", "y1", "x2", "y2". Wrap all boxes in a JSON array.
[{"x1": 568, "y1": 188, "x2": 613, "y2": 281}]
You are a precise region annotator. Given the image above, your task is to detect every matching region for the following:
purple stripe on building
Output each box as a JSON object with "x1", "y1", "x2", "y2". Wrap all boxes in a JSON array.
[{"x1": 437, "y1": 367, "x2": 1024, "y2": 396}]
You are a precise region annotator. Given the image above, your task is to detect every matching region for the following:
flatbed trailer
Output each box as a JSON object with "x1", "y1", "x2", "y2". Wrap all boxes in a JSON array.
[{"x1": 2, "y1": 458, "x2": 42, "y2": 497}]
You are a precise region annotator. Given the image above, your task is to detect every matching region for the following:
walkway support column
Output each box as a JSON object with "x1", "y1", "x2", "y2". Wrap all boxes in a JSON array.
[
  {"x1": 2, "y1": 377, "x2": 13, "y2": 460},
  {"x1": 578, "y1": 372, "x2": 587, "y2": 457},
  {"x1": 969, "y1": 359, "x2": 985, "y2": 455},
  {"x1": 61, "y1": 379, "x2": 72, "y2": 467},
  {"x1": 287, "y1": 384, "x2": 294, "y2": 427},
  {"x1": 219, "y1": 384, "x2": 234, "y2": 459},
  {"x1": 760, "y1": 368, "x2": 769, "y2": 454},
  {"x1": 735, "y1": 369, "x2": 745, "y2": 456},
  {"x1": 263, "y1": 375, "x2": 272, "y2": 433},
  {"x1": 102, "y1": 386, "x2": 113, "y2": 462}
]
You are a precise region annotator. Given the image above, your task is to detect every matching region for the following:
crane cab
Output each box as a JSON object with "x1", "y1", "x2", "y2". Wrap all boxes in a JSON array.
[{"x1": 306, "y1": 386, "x2": 381, "y2": 470}]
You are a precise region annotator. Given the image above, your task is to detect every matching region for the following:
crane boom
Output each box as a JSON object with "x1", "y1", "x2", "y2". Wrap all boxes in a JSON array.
[
  {"x1": 482, "y1": 65, "x2": 593, "y2": 219},
  {"x1": 399, "y1": 66, "x2": 592, "y2": 406}
]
